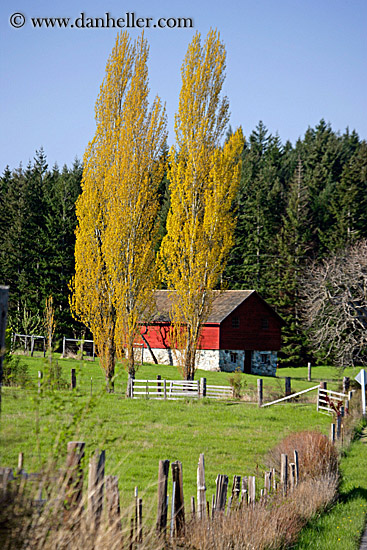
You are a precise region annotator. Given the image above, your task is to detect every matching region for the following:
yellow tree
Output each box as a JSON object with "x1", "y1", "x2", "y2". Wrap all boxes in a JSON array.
[
  {"x1": 71, "y1": 32, "x2": 167, "y2": 389},
  {"x1": 158, "y1": 30, "x2": 244, "y2": 380}
]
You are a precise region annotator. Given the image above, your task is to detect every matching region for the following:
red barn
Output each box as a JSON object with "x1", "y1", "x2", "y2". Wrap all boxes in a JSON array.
[{"x1": 139, "y1": 290, "x2": 283, "y2": 376}]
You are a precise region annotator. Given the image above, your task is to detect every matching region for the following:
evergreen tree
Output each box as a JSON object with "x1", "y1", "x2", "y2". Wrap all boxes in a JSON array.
[
  {"x1": 275, "y1": 158, "x2": 310, "y2": 366},
  {"x1": 225, "y1": 122, "x2": 286, "y2": 298}
]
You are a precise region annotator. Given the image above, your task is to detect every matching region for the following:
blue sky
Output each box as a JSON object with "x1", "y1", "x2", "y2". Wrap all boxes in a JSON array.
[{"x1": 1, "y1": 0, "x2": 366, "y2": 171}]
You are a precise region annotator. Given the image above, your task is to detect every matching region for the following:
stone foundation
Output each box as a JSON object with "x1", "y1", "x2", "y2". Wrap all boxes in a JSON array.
[
  {"x1": 140, "y1": 347, "x2": 277, "y2": 376},
  {"x1": 250, "y1": 351, "x2": 277, "y2": 377}
]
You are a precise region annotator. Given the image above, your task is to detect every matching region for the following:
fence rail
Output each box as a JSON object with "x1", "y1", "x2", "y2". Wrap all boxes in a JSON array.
[
  {"x1": 317, "y1": 387, "x2": 350, "y2": 415},
  {"x1": 130, "y1": 377, "x2": 233, "y2": 400}
]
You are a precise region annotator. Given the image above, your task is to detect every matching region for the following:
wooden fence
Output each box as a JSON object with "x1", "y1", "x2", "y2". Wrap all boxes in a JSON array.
[
  {"x1": 0, "y1": 442, "x2": 304, "y2": 542},
  {"x1": 128, "y1": 376, "x2": 233, "y2": 400},
  {"x1": 317, "y1": 386, "x2": 351, "y2": 415}
]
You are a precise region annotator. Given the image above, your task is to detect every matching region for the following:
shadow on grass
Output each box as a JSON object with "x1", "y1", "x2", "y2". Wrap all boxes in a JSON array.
[{"x1": 339, "y1": 486, "x2": 367, "y2": 505}]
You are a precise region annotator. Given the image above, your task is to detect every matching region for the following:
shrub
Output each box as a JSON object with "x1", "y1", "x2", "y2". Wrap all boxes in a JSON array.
[
  {"x1": 2, "y1": 356, "x2": 31, "y2": 388},
  {"x1": 266, "y1": 430, "x2": 339, "y2": 480},
  {"x1": 2, "y1": 329, "x2": 31, "y2": 388},
  {"x1": 228, "y1": 368, "x2": 247, "y2": 399},
  {"x1": 43, "y1": 360, "x2": 68, "y2": 390}
]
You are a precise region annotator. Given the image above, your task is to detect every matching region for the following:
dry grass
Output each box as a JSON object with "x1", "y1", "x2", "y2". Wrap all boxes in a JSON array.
[
  {"x1": 266, "y1": 430, "x2": 339, "y2": 480},
  {"x1": 182, "y1": 475, "x2": 338, "y2": 550},
  {"x1": 0, "y1": 429, "x2": 340, "y2": 550},
  {"x1": 1, "y1": 475, "x2": 338, "y2": 550}
]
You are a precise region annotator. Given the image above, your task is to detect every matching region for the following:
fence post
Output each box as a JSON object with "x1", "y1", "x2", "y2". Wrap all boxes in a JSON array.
[
  {"x1": 18, "y1": 452, "x2": 24, "y2": 472},
  {"x1": 70, "y1": 368, "x2": 76, "y2": 390},
  {"x1": 272, "y1": 468, "x2": 277, "y2": 491},
  {"x1": 343, "y1": 377, "x2": 350, "y2": 394},
  {"x1": 264, "y1": 471, "x2": 271, "y2": 496},
  {"x1": 156, "y1": 460, "x2": 170, "y2": 535},
  {"x1": 257, "y1": 379, "x2": 263, "y2": 407},
  {"x1": 127, "y1": 374, "x2": 134, "y2": 398},
  {"x1": 215, "y1": 474, "x2": 229, "y2": 513},
  {"x1": 320, "y1": 381, "x2": 327, "y2": 390},
  {"x1": 62, "y1": 336, "x2": 66, "y2": 358},
  {"x1": 105, "y1": 475, "x2": 121, "y2": 532},
  {"x1": 241, "y1": 477, "x2": 248, "y2": 505},
  {"x1": 190, "y1": 496, "x2": 195, "y2": 518},
  {"x1": 336, "y1": 416, "x2": 342, "y2": 440},
  {"x1": 171, "y1": 461, "x2": 185, "y2": 537},
  {"x1": 164, "y1": 379, "x2": 167, "y2": 400},
  {"x1": 248, "y1": 476, "x2": 256, "y2": 507},
  {"x1": 30, "y1": 335, "x2": 35, "y2": 357},
  {"x1": 200, "y1": 378, "x2": 207, "y2": 398},
  {"x1": 157, "y1": 375, "x2": 161, "y2": 395},
  {"x1": 281, "y1": 453, "x2": 288, "y2": 496},
  {"x1": 294, "y1": 450, "x2": 299, "y2": 486},
  {"x1": 65, "y1": 441, "x2": 85, "y2": 510},
  {"x1": 307, "y1": 362, "x2": 311, "y2": 381},
  {"x1": 289, "y1": 463, "x2": 296, "y2": 491},
  {"x1": 88, "y1": 449, "x2": 105, "y2": 531},
  {"x1": 38, "y1": 371, "x2": 43, "y2": 394},
  {"x1": 197, "y1": 453, "x2": 206, "y2": 519},
  {"x1": 232, "y1": 475, "x2": 241, "y2": 502},
  {"x1": 285, "y1": 377, "x2": 291, "y2": 397},
  {"x1": 137, "y1": 495, "x2": 143, "y2": 543},
  {"x1": 330, "y1": 423, "x2": 336, "y2": 443}
]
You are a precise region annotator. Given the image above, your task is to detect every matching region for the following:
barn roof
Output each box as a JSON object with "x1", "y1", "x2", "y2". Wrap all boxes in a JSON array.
[{"x1": 150, "y1": 290, "x2": 282, "y2": 324}]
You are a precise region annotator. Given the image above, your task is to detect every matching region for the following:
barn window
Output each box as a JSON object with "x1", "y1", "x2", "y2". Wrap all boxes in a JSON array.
[
  {"x1": 230, "y1": 352, "x2": 238, "y2": 363},
  {"x1": 232, "y1": 316, "x2": 240, "y2": 328},
  {"x1": 261, "y1": 317, "x2": 269, "y2": 329},
  {"x1": 260, "y1": 353, "x2": 270, "y2": 364}
]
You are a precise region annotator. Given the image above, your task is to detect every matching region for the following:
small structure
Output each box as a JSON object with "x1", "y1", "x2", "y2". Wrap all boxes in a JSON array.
[{"x1": 139, "y1": 290, "x2": 283, "y2": 376}]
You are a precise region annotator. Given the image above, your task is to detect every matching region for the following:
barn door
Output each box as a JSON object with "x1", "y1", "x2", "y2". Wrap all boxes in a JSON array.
[{"x1": 244, "y1": 351, "x2": 252, "y2": 374}]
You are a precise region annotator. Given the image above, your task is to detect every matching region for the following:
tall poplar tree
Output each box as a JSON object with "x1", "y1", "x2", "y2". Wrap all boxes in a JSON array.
[
  {"x1": 159, "y1": 30, "x2": 243, "y2": 380},
  {"x1": 71, "y1": 32, "x2": 167, "y2": 387}
]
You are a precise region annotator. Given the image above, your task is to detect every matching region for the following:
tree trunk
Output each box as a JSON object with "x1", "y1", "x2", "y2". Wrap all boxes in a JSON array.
[
  {"x1": 127, "y1": 340, "x2": 135, "y2": 378},
  {"x1": 105, "y1": 317, "x2": 116, "y2": 393}
]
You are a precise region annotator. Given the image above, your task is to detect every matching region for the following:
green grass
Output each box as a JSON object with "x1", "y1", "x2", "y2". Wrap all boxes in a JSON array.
[
  {"x1": 294, "y1": 423, "x2": 367, "y2": 549},
  {"x1": 0, "y1": 355, "x2": 358, "y2": 523}
]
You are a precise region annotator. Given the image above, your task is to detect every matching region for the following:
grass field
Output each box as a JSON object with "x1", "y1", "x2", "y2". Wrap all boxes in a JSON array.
[{"x1": 0, "y1": 355, "x2": 363, "y2": 524}]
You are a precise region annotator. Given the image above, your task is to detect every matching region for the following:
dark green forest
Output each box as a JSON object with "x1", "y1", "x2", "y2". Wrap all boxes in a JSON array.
[{"x1": 1, "y1": 120, "x2": 366, "y2": 366}]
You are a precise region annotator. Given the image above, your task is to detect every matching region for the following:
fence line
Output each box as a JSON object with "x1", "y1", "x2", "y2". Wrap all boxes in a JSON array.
[
  {"x1": 262, "y1": 385, "x2": 320, "y2": 407},
  {"x1": 0, "y1": 442, "x2": 303, "y2": 542},
  {"x1": 130, "y1": 377, "x2": 233, "y2": 400}
]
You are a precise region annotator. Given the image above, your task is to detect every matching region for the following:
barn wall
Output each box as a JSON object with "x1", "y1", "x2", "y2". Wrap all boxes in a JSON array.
[
  {"x1": 138, "y1": 347, "x2": 277, "y2": 376},
  {"x1": 220, "y1": 293, "x2": 281, "y2": 351},
  {"x1": 140, "y1": 324, "x2": 220, "y2": 350},
  {"x1": 140, "y1": 347, "x2": 221, "y2": 371}
]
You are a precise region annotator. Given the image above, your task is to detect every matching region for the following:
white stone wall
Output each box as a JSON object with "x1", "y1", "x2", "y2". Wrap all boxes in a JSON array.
[
  {"x1": 139, "y1": 346, "x2": 277, "y2": 376},
  {"x1": 141, "y1": 347, "x2": 221, "y2": 371}
]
